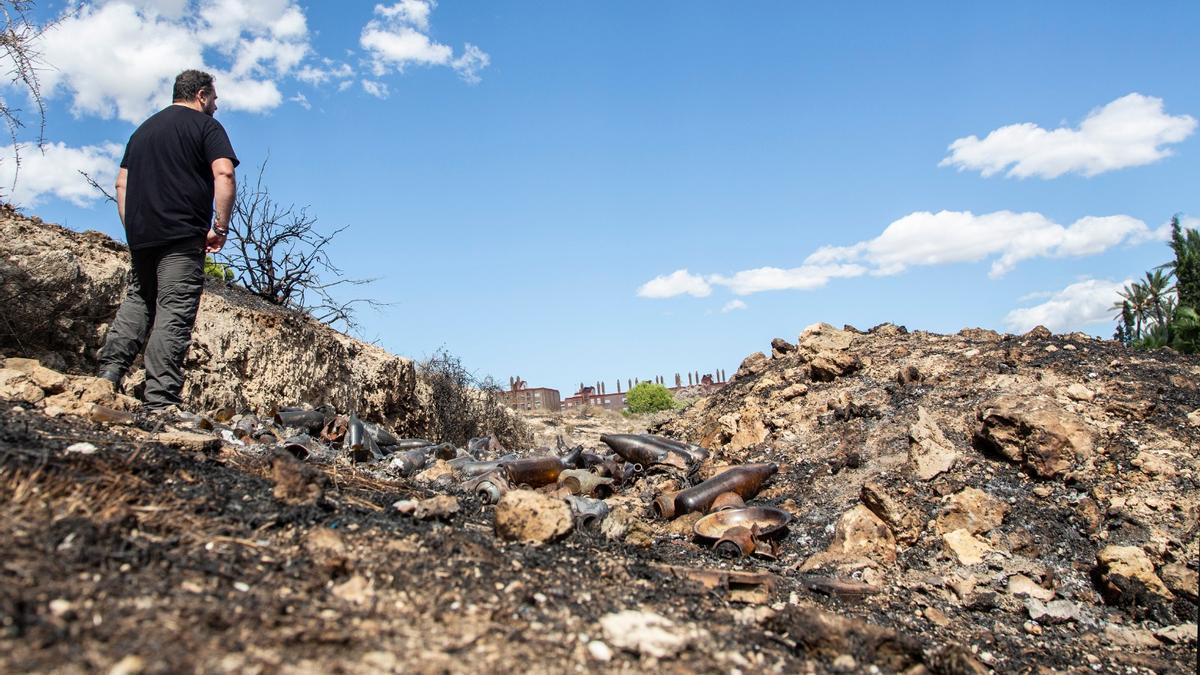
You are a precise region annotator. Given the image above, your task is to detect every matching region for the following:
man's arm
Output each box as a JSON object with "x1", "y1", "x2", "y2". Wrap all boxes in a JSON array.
[
  {"x1": 206, "y1": 158, "x2": 236, "y2": 253},
  {"x1": 115, "y1": 168, "x2": 128, "y2": 226}
]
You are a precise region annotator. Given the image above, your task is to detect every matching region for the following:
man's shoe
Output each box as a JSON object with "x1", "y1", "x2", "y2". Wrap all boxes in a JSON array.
[{"x1": 97, "y1": 366, "x2": 123, "y2": 387}]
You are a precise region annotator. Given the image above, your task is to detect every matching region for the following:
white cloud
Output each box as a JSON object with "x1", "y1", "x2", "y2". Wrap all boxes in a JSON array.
[
  {"x1": 1004, "y1": 278, "x2": 1130, "y2": 333},
  {"x1": 710, "y1": 264, "x2": 866, "y2": 295},
  {"x1": 27, "y1": 1, "x2": 318, "y2": 123},
  {"x1": 289, "y1": 92, "x2": 311, "y2": 110},
  {"x1": 721, "y1": 300, "x2": 747, "y2": 313},
  {"x1": 941, "y1": 93, "x2": 1197, "y2": 179},
  {"x1": 296, "y1": 59, "x2": 354, "y2": 86},
  {"x1": 361, "y1": 80, "x2": 390, "y2": 99},
  {"x1": 637, "y1": 270, "x2": 712, "y2": 299},
  {"x1": 639, "y1": 210, "x2": 1169, "y2": 300},
  {"x1": 809, "y1": 210, "x2": 1163, "y2": 279},
  {"x1": 0, "y1": 141, "x2": 123, "y2": 207},
  {"x1": 361, "y1": 1, "x2": 490, "y2": 84}
]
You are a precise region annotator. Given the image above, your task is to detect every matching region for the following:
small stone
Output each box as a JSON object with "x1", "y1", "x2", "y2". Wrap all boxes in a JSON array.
[
  {"x1": 1188, "y1": 409, "x2": 1200, "y2": 427},
  {"x1": 942, "y1": 529, "x2": 992, "y2": 565},
  {"x1": 909, "y1": 407, "x2": 958, "y2": 480},
  {"x1": 1065, "y1": 383, "x2": 1095, "y2": 402},
  {"x1": 49, "y1": 598, "x2": 73, "y2": 617},
  {"x1": 1032, "y1": 486, "x2": 1052, "y2": 498},
  {"x1": 599, "y1": 610, "x2": 694, "y2": 659},
  {"x1": 1007, "y1": 574, "x2": 1054, "y2": 601},
  {"x1": 1153, "y1": 622, "x2": 1197, "y2": 645},
  {"x1": 831, "y1": 654, "x2": 857, "y2": 672},
  {"x1": 1159, "y1": 563, "x2": 1198, "y2": 601},
  {"x1": 587, "y1": 640, "x2": 613, "y2": 662},
  {"x1": 0, "y1": 368, "x2": 45, "y2": 404},
  {"x1": 923, "y1": 607, "x2": 950, "y2": 627},
  {"x1": 1133, "y1": 451, "x2": 1175, "y2": 477},
  {"x1": 155, "y1": 431, "x2": 220, "y2": 453},
  {"x1": 1023, "y1": 620, "x2": 1042, "y2": 635},
  {"x1": 1026, "y1": 598, "x2": 1081, "y2": 624},
  {"x1": 936, "y1": 487, "x2": 1008, "y2": 535},
  {"x1": 494, "y1": 490, "x2": 573, "y2": 544},
  {"x1": 393, "y1": 495, "x2": 459, "y2": 520},
  {"x1": 332, "y1": 574, "x2": 372, "y2": 604},
  {"x1": 1044, "y1": 345, "x2": 1058, "y2": 353},
  {"x1": 108, "y1": 655, "x2": 146, "y2": 675},
  {"x1": 1103, "y1": 625, "x2": 1160, "y2": 648},
  {"x1": 65, "y1": 442, "x2": 98, "y2": 455},
  {"x1": 1095, "y1": 545, "x2": 1174, "y2": 604}
]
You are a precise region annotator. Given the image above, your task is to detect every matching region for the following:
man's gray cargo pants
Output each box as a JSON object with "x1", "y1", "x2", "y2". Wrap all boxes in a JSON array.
[{"x1": 98, "y1": 236, "x2": 206, "y2": 410}]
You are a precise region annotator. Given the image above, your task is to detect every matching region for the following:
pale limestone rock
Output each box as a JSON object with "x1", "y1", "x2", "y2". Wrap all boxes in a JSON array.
[
  {"x1": 974, "y1": 396, "x2": 1094, "y2": 479},
  {"x1": 798, "y1": 322, "x2": 855, "y2": 354},
  {"x1": 1095, "y1": 545, "x2": 1174, "y2": 603},
  {"x1": 809, "y1": 350, "x2": 862, "y2": 382},
  {"x1": 1103, "y1": 625, "x2": 1160, "y2": 648},
  {"x1": 599, "y1": 610, "x2": 695, "y2": 659},
  {"x1": 942, "y1": 529, "x2": 992, "y2": 565},
  {"x1": 859, "y1": 481, "x2": 921, "y2": 545},
  {"x1": 0, "y1": 368, "x2": 45, "y2": 404},
  {"x1": 1026, "y1": 599, "x2": 1081, "y2": 624},
  {"x1": 824, "y1": 504, "x2": 896, "y2": 565},
  {"x1": 1065, "y1": 383, "x2": 1095, "y2": 402},
  {"x1": 1159, "y1": 563, "x2": 1198, "y2": 601},
  {"x1": 936, "y1": 487, "x2": 1009, "y2": 535},
  {"x1": 1133, "y1": 451, "x2": 1176, "y2": 478},
  {"x1": 494, "y1": 490, "x2": 572, "y2": 544},
  {"x1": 3, "y1": 357, "x2": 68, "y2": 393},
  {"x1": 1007, "y1": 574, "x2": 1054, "y2": 601},
  {"x1": 1154, "y1": 623, "x2": 1197, "y2": 645},
  {"x1": 908, "y1": 407, "x2": 958, "y2": 480}
]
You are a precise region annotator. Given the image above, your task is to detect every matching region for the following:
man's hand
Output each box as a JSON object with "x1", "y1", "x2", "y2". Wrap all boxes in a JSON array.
[{"x1": 206, "y1": 227, "x2": 227, "y2": 253}]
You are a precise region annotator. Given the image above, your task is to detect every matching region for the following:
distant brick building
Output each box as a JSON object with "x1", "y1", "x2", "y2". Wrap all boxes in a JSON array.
[
  {"x1": 499, "y1": 376, "x2": 561, "y2": 412},
  {"x1": 561, "y1": 385, "x2": 626, "y2": 411}
]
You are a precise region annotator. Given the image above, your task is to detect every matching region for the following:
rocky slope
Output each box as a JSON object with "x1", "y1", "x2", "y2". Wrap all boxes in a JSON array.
[{"x1": 0, "y1": 207, "x2": 429, "y2": 432}]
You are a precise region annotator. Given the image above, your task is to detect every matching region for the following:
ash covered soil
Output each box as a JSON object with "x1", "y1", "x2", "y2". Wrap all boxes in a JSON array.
[{"x1": 2, "y1": 323, "x2": 1199, "y2": 673}]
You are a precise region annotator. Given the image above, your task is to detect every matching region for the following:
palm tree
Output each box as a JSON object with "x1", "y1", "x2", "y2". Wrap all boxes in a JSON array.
[{"x1": 1112, "y1": 281, "x2": 1150, "y2": 339}]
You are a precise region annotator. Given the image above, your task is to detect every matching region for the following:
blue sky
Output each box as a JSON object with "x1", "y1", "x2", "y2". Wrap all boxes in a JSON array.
[{"x1": 3, "y1": 1, "x2": 1198, "y2": 395}]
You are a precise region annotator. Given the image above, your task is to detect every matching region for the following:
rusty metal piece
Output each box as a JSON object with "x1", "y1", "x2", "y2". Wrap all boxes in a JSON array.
[
  {"x1": 795, "y1": 575, "x2": 882, "y2": 597},
  {"x1": 89, "y1": 404, "x2": 135, "y2": 425},
  {"x1": 654, "y1": 491, "x2": 680, "y2": 519},
  {"x1": 714, "y1": 526, "x2": 756, "y2": 558},
  {"x1": 282, "y1": 434, "x2": 321, "y2": 461},
  {"x1": 389, "y1": 447, "x2": 430, "y2": 476},
  {"x1": 462, "y1": 470, "x2": 510, "y2": 504},
  {"x1": 653, "y1": 463, "x2": 778, "y2": 519},
  {"x1": 365, "y1": 422, "x2": 399, "y2": 447},
  {"x1": 650, "y1": 564, "x2": 778, "y2": 604},
  {"x1": 640, "y1": 435, "x2": 709, "y2": 471},
  {"x1": 451, "y1": 454, "x2": 517, "y2": 477},
  {"x1": 233, "y1": 414, "x2": 259, "y2": 439},
  {"x1": 693, "y1": 506, "x2": 792, "y2": 540},
  {"x1": 346, "y1": 415, "x2": 383, "y2": 463},
  {"x1": 425, "y1": 442, "x2": 459, "y2": 460},
  {"x1": 504, "y1": 456, "x2": 563, "y2": 488},
  {"x1": 274, "y1": 408, "x2": 326, "y2": 434},
  {"x1": 565, "y1": 495, "x2": 610, "y2": 529},
  {"x1": 558, "y1": 469, "x2": 615, "y2": 498},
  {"x1": 709, "y1": 491, "x2": 745, "y2": 512},
  {"x1": 320, "y1": 415, "x2": 348, "y2": 443},
  {"x1": 599, "y1": 434, "x2": 671, "y2": 467}
]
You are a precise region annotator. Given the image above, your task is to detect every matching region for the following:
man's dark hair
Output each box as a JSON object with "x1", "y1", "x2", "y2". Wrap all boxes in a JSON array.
[{"x1": 172, "y1": 70, "x2": 215, "y2": 102}]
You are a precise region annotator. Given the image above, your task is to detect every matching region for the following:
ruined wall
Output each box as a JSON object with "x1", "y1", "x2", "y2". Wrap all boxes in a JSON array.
[{"x1": 0, "y1": 207, "x2": 431, "y2": 433}]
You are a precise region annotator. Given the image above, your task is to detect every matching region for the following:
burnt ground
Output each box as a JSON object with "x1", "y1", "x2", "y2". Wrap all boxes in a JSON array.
[{"x1": 1, "y1": 393, "x2": 1196, "y2": 673}]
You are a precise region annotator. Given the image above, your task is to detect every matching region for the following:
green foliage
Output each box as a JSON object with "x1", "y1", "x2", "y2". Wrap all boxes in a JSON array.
[
  {"x1": 625, "y1": 382, "x2": 676, "y2": 414},
  {"x1": 1113, "y1": 216, "x2": 1199, "y2": 354},
  {"x1": 203, "y1": 255, "x2": 234, "y2": 282},
  {"x1": 1168, "y1": 216, "x2": 1200, "y2": 310}
]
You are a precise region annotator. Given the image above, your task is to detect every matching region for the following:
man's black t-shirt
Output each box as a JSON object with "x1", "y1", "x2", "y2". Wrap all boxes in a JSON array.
[{"x1": 120, "y1": 105, "x2": 239, "y2": 250}]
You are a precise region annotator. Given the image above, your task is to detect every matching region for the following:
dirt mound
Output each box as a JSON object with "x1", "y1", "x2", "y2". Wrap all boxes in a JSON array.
[{"x1": 0, "y1": 207, "x2": 429, "y2": 432}]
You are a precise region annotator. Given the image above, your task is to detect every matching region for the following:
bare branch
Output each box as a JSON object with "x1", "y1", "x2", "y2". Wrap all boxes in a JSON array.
[
  {"x1": 79, "y1": 170, "x2": 116, "y2": 203},
  {"x1": 216, "y1": 156, "x2": 389, "y2": 333}
]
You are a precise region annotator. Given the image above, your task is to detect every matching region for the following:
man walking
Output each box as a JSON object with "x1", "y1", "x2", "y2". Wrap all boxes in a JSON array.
[{"x1": 96, "y1": 69, "x2": 239, "y2": 412}]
